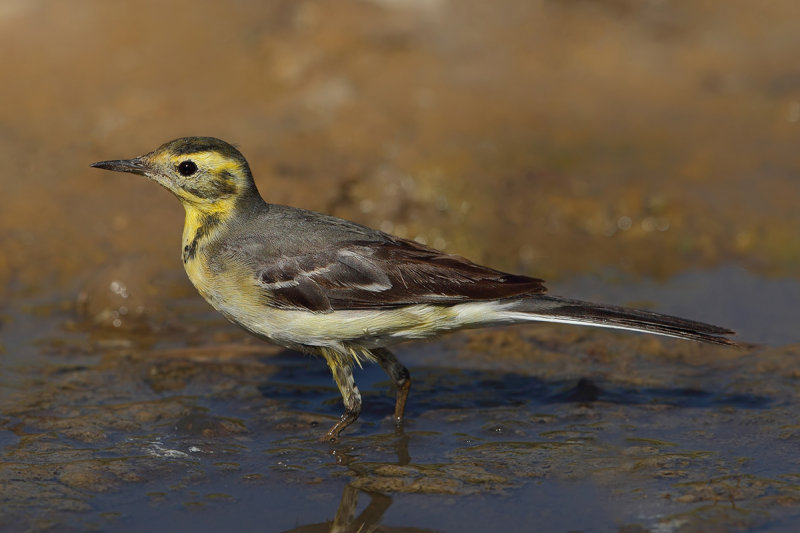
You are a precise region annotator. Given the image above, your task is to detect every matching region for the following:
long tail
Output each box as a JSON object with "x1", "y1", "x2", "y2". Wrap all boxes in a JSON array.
[{"x1": 505, "y1": 295, "x2": 737, "y2": 346}]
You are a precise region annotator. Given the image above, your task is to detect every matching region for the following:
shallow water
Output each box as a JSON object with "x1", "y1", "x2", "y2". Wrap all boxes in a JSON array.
[
  {"x1": 2, "y1": 1, "x2": 800, "y2": 532},
  {"x1": 3, "y1": 269, "x2": 800, "y2": 532}
]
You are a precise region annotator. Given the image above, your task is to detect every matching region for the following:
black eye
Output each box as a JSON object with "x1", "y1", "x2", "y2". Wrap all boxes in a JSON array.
[{"x1": 178, "y1": 160, "x2": 198, "y2": 176}]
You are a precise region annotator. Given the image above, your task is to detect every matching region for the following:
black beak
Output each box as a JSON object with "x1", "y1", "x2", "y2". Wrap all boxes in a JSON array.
[{"x1": 90, "y1": 157, "x2": 148, "y2": 176}]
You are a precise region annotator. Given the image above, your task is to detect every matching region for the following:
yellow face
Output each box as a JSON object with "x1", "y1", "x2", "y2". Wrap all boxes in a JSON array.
[{"x1": 91, "y1": 136, "x2": 255, "y2": 210}]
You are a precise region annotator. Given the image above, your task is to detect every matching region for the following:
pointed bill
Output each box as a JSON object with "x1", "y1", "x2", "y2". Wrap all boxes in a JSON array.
[{"x1": 90, "y1": 157, "x2": 148, "y2": 176}]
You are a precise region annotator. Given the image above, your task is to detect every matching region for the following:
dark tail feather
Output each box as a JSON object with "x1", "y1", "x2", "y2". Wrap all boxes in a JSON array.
[{"x1": 510, "y1": 295, "x2": 738, "y2": 346}]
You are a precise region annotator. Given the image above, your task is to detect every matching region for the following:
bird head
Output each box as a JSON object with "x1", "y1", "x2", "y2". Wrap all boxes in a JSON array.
[{"x1": 91, "y1": 137, "x2": 259, "y2": 211}]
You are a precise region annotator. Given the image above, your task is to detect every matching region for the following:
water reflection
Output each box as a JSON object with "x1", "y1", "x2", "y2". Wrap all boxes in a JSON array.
[
  {"x1": 283, "y1": 431, "x2": 428, "y2": 533},
  {"x1": 281, "y1": 485, "x2": 418, "y2": 533}
]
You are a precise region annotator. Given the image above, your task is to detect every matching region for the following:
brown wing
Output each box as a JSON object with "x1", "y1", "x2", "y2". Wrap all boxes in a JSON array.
[{"x1": 256, "y1": 236, "x2": 546, "y2": 312}]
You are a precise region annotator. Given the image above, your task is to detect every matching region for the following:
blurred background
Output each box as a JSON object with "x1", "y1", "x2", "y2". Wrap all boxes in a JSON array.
[{"x1": 1, "y1": 1, "x2": 800, "y2": 532}]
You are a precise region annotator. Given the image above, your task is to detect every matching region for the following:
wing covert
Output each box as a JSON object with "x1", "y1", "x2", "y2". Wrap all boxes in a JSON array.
[{"x1": 254, "y1": 236, "x2": 546, "y2": 312}]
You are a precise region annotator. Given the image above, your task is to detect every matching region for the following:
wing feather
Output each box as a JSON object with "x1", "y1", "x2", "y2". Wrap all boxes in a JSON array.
[{"x1": 254, "y1": 236, "x2": 545, "y2": 312}]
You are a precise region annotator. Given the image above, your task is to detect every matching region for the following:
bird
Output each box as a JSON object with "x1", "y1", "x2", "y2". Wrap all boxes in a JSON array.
[{"x1": 91, "y1": 136, "x2": 737, "y2": 441}]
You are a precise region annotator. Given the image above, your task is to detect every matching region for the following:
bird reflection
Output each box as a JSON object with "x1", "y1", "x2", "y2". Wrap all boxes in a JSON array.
[{"x1": 281, "y1": 429, "x2": 433, "y2": 533}]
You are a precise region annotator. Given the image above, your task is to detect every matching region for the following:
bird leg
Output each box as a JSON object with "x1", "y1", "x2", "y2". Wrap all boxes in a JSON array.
[
  {"x1": 373, "y1": 347, "x2": 412, "y2": 427},
  {"x1": 321, "y1": 353, "x2": 361, "y2": 443}
]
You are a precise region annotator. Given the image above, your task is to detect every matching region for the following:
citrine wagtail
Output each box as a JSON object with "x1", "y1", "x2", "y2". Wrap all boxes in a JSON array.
[{"x1": 91, "y1": 137, "x2": 737, "y2": 441}]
